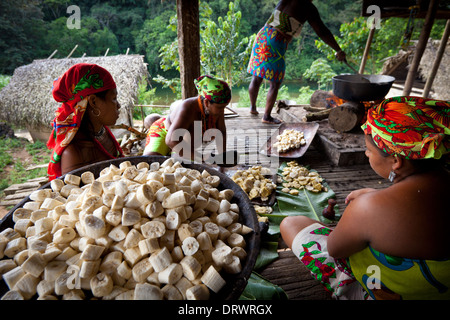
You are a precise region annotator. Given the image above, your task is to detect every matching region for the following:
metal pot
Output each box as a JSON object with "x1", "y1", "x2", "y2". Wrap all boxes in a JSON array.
[{"x1": 332, "y1": 74, "x2": 395, "y2": 102}]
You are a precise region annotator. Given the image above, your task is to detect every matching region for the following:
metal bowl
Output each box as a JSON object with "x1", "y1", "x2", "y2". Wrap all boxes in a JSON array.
[
  {"x1": 0, "y1": 155, "x2": 261, "y2": 300},
  {"x1": 332, "y1": 74, "x2": 395, "y2": 102}
]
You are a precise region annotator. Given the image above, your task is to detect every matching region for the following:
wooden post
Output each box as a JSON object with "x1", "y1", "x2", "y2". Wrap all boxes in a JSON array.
[
  {"x1": 47, "y1": 50, "x2": 58, "y2": 59},
  {"x1": 423, "y1": 19, "x2": 450, "y2": 98},
  {"x1": 66, "y1": 44, "x2": 78, "y2": 58},
  {"x1": 359, "y1": 20, "x2": 376, "y2": 74},
  {"x1": 328, "y1": 102, "x2": 365, "y2": 133},
  {"x1": 403, "y1": 0, "x2": 439, "y2": 96},
  {"x1": 176, "y1": 0, "x2": 201, "y2": 99}
]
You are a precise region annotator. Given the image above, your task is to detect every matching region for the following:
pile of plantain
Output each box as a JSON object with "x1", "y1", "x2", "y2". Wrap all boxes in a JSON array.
[
  {"x1": 0, "y1": 158, "x2": 253, "y2": 300},
  {"x1": 231, "y1": 166, "x2": 276, "y2": 202}
]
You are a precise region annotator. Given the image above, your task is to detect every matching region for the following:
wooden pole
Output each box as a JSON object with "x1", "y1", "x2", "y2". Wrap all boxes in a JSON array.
[
  {"x1": 47, "y1": 50, "x2": 58, "y2": 59},
  {"x1": 66, "y1": 44, "x2": 78, "y2": 59},
  {"x1": 423, "y1": 19, "x2": 450, "y2": 98},
  {"x1": 402, "y1": 0, "x2": 439, "y2": 96},
  {"x1": 176, "y1": 0, "x2": 201, "y2": 99},
  {"x1": 359, "y1": 20, "x2": 376, "y2": 74},
  {"x1": 104, "y1": 48, "x2": 110, "y2": 56}
]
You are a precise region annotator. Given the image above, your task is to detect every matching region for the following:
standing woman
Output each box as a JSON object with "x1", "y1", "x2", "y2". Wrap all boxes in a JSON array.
[
  {"x1": 247, "y1": 0, "x2": 346, "y2": 124},
  {"x1": 47, "y1": 63, "x2": 124, "y2": 181}
]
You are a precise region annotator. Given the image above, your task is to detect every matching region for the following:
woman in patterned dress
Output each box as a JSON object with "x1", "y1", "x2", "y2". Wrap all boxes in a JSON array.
[
  {"x1": 280, "y1": 97, "x2": 450, "y2": 300},
  {"x1": 247, "y1": 0, "x2": 346, "y2": 124}
]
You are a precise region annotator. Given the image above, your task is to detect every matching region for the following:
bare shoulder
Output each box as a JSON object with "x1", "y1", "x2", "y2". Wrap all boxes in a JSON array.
[
  {"x1": 347, "y1": 175, "x2": 450, "y2": 258},
  {"x1": 180, "y1": 97, "x2": 198, "y2": 111},
  {"x1": 171, "y1": 98, "x2": 198, "y2": 121},
  {"x1": 60, "y1": 144, "x2": 84, "y2": 174}
]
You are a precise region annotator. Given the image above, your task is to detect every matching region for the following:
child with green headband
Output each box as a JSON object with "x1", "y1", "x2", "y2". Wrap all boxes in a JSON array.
[{"x1": 143, "y1": 75, "x2": 232, "y2": 163}]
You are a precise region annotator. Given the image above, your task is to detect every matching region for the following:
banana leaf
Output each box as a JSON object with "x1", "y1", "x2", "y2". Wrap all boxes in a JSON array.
[
  {"x1": 254, "y1": 241, "x2": 279, "y2": 270},
  {"x1": 239, "y1": 271, "x2": 288, "y2": 300},
  {"x1": 260, "y1": 162, "x2": 341, "y2": 235},
  {"x1": 243, "y1": 162, "x2": 340, "y2": 300}
]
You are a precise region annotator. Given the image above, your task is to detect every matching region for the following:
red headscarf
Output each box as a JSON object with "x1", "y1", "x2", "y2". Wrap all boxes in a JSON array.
[{"x1": 47, "y1": 63, "x2": 120, "y2": 180}]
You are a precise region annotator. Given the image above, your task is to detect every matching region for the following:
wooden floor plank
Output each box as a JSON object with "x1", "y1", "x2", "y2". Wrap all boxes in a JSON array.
[{"x1": 223, "y1": 108, "x2": 383, "y2": 299}]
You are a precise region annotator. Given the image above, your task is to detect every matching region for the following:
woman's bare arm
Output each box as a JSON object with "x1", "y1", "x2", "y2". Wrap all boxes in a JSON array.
[{"x1": 327, "y1": 194, "x2": 372, "y2": 258}]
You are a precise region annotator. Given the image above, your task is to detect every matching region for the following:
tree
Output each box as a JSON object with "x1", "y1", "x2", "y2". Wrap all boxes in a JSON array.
[
  {"x1": 135, "y1": 9, "x2": 178, "y2": 77},
  {"x1": 90, "y1": 3, "x2": 119, "y2": 29},
  {"x1": 313, "y1": 16, "x2": 435, "y2": 75},
  {"x1": 154, "y1": 0, "x2": 255, "y2": 97},
  {"x1": 303, "y1": 58, "x2": 337, "y2": 90},
  {"x1": 45, "y1": 16, "x2": 119, "y2": 58},
  {"x1": 200, "y1": 0, "x2": 255, "y2": 88},
  {"x1": 0, "y1": 0, "x2": 47, "y2": 74}
]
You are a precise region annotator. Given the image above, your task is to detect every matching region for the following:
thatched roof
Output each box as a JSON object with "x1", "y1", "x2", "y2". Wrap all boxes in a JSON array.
[
  {"x1": 418, "y1": 39, "x2": 450, "y2": 100},
  {"x1": 382, "y1": 39, "x2": 449, "y2": 101},
  {"x1": 0, "y1": 54, "x2": 148, "y2": 131}
]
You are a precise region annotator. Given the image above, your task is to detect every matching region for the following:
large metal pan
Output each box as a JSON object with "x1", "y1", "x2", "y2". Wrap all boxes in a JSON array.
[{"x1": 332, "y1": 74, "x2": 395, "y2": 102}]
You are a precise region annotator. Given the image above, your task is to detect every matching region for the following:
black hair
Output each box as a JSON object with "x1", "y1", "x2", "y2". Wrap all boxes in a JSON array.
[
  {"x1": 93, "y1": 89, "x2": 108, "y2": 100},
  {"x1": 77, "y1": 89, "x2": 110, "y2": 139}
]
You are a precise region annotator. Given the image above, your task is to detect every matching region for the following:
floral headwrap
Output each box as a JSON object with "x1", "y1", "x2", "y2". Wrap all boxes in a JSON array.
[
  {"x1": 194, "y1": 75, "x2": 231, "y2": 104},
  {"x1": 47, "y1": 63, "x2": 117, "y2": 180},
  {"x1": 362, "y1": 96, "x2": 450, "y2": 160}
]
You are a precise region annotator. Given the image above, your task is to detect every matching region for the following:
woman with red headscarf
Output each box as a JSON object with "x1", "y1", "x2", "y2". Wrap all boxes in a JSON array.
[
  {"x1": 280, "y1": 96, "x2": 450, "y2": 300},
  {"x1": 47, "y1": 63, "x2": 124, "y2": 180}
]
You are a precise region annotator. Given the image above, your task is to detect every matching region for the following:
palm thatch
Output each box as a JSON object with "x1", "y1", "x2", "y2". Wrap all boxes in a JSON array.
[
  {"x1": 0, "y1": 54, "x2": 148, "y2": 133},
  {"x1": 418, "y1": 39, "x2": 450, "y2": 100},
  {"x1": 382, "y1": 39, "x2": 449, "y2": 101}
]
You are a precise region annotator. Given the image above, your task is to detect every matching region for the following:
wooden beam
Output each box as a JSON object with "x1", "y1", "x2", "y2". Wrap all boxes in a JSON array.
[
  {"x1": 176, "y1": 0, "x2": 201, "y2": 99},
  {"x1": 423, "y1": 19, "x2": 450, "y2": 98},
  {"x1": 47, "y1": 49, "x2": 58, "y2": 59},
  {"x1": 403, "y1": 0, "x2": 439, "y2": 96},
  {"x1": 359, "y1": 20, "x2": 376, "y2": 74},
  {"x1": 66, "y1": 44, "x2": 78, "y2": 59}
]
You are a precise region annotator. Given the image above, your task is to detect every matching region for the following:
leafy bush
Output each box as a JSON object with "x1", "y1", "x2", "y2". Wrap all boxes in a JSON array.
[
  {"x1": 297, "y1": 86, "x2": 315, "y2": 104},
  {"x1": 0, "y1": 75, "x2": 11, "y2": 91},
  {"x1": 133, "y1": 78, "x2": 161, "y2": 120},
  {"x1": 302, "y1": 58, "x2": 336, "y2": 91},
  {"x1": 236, "y1": 84, "x2": 293, "y2": 109}
]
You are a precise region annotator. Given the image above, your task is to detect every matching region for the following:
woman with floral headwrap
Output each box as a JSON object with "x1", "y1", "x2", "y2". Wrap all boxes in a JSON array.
[
  {"x1": 143, "y1": 75, "x2": 231, "y2": 162},
  {"x1": 279, "y1": 96, "x2": 450, "y2": 300},
  {"x1": 47, "y1": 63, "x2": 124, "y2": 181}
]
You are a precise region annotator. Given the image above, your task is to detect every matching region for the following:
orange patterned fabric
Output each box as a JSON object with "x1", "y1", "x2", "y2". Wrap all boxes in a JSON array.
[{"x1": 362, "y1": 96, "x2": 450, "y2": 160}]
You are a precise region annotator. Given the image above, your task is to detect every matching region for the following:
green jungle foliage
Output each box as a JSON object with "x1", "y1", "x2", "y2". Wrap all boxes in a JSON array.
[{"x1": 0, "y1": 0, "x2": 447, "y2": 100}]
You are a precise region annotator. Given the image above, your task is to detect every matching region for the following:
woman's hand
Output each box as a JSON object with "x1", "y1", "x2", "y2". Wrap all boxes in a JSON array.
[
  {"x1": 335, "y1": 50, "x2": 346, "y2": 62},
  {"x1": 345, "y1": 188, "x2": 377, "y2": 204}
]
